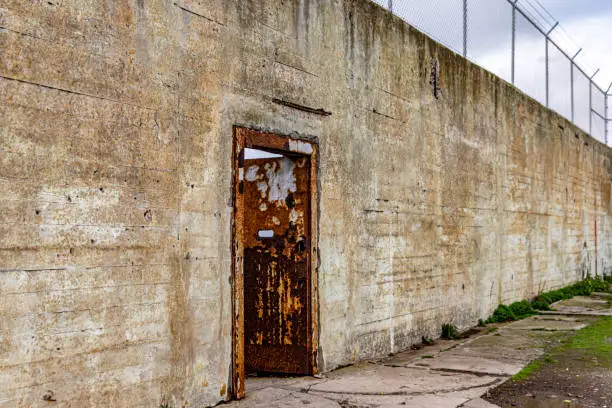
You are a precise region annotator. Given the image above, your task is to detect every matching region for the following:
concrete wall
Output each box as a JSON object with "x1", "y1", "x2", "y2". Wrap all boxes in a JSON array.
[{"x1": 2, "y1": 0, "x2": 612, "y2": 406}]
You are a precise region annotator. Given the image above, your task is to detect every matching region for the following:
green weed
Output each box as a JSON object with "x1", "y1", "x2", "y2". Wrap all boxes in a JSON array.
[
  {"x1": 421, "y1": 336, "x2": 434, "y2": 345},
  {"x1": 509, "y1": 300, "x2": 537, "y2": 319},
  {"x1": 532, "y1": 299, "x2": 551, "y2": 311},
  {"x1": 486, "y1": 304, "x2": 516, "y2": 323},
  {"x1": 485, "y1": 278, "x2": 611, "y2": 324},
  {"x1": 441, "y1": 324, "x2": 458, "y2": 339},
  {"x1": 512, "y1": 360, "x2": 541, "y2": 381}
]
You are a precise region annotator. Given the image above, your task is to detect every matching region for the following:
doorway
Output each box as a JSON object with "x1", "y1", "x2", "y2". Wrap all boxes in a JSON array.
[{"x1": 231, "y1": 127, "x2": 319, "y2": 399}]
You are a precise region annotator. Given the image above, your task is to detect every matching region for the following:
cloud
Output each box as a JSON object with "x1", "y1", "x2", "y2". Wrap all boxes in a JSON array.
[{"x1": 540, "y1": 0, "x2": 612, "y2": 23}]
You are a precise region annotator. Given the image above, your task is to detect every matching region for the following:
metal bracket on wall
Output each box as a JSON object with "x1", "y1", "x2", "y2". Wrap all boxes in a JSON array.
[{"x1": 272, "y1": 98, "x2": 332, "y2": 116}]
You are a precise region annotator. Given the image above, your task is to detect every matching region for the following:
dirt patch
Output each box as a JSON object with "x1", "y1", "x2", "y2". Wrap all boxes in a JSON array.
[{"x1": 484, "y1": 317, "x2": 612, "y2": 408}]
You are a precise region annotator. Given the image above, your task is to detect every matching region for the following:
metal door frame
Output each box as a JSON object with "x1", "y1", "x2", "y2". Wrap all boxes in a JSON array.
[{"x1": 230, "y1": 126, "x2": 319, "y2": 400}]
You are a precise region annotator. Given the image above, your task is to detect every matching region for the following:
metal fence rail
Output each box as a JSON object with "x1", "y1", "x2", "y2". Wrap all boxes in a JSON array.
[{"x1": 373, "y1": 0, "x2": 612, "y2": 144}]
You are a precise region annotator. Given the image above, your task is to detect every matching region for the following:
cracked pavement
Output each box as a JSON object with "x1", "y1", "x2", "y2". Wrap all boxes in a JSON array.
[{"x1": 225, "y1": 296, "x2": 609, "y2": 408}]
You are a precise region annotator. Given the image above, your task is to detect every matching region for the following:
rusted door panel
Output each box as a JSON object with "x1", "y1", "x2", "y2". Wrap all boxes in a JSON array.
[
  {"x1": 242, "y1": 156, "x2": 311, "y2": 374},
  {"x1": 244, "y1": 250, "x2": 309, "y2": 373}
]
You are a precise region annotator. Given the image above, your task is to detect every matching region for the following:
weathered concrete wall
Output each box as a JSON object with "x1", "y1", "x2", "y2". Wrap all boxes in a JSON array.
[{"x1": 2, "y1": 0, "x2": 612, "y2": 406}]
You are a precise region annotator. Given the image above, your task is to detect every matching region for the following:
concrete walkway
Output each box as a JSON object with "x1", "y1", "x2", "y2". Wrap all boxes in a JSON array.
[{"x1": 226, "y1": 296, "x2": 610, "y2": 408}]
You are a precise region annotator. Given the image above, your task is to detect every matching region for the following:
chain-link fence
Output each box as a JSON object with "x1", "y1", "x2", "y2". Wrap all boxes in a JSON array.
[{"x1": 372, "y1": 0, "x2": 612, "y2": 144}]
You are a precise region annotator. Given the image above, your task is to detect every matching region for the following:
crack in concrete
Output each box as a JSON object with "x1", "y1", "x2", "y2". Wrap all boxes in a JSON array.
[
  {"x1": 381, "y1": 363, "x2": 511, "y2": 378},
  {"x1": 0, "y1": 74, "x2": 156, "y2": 111},
  {"x1": 173, "y1": 2, "x2": 225, "y2": 26},
  {"x1": 411, "y1": 366, "x2": 511, "y2": 378},
  {"x1": 304, "y1": 378, "x2": 329, "y2": 393},
  {"x1": 296, "y1": 377, "x2": 502, "y2": 397}
]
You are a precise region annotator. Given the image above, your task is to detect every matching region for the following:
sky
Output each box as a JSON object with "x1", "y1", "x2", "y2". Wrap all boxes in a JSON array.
[
  {"x1": 373, "y1": 0, "x2": 612, "y2": 140},
  {"x1": 538, "y1": 0, "x2": 612, "y2": 89}
]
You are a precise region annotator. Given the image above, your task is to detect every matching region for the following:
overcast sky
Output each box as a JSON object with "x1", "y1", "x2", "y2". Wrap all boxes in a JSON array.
[
  {"x1": 541, "y1": 0, "x2": 612, "y2": 88},
  {"x1": 377, "y1": 0, "x2": 612, "y2": 140}
]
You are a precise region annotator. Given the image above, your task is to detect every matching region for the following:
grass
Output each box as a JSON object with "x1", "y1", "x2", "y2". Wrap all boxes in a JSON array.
[
  {"x1": 511, "y1": 317, "x2": 612, "y2": 382},
  {"x1": 511, "y1": 360, "x2": 542, "y2": 381},
  {"x1": 512, "y1": 354, "x2": 558, "y2": 381},
  {"x1": 490, "y1": 280, "x2": 611, "y2": 383},
  {"x1": 565, "y1": 316, "x2": 612, "y2": 367}
]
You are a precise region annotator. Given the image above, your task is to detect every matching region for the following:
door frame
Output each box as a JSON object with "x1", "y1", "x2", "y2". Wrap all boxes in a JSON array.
[{"x1": 230, "y1": 126, "x2": 319, "y2": 399}]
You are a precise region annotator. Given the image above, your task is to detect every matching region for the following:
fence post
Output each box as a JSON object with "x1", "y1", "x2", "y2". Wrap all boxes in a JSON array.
[
  {"x1": 545, "y1": 23, "x2": 558, "y2": 108},
  {"x1": 545, "y1": 38, "x2": 549, "y2": 107},
  {"x1": 570, "y1": 49, "x2": 582, "y2": 123},
  {"x1": 511, "y1": 0, "x2": 517, "y2": 85},
  {"x1": 463, "y1": 0, "x2": 468, "y2": 57},
  {"x1": 589, "y1": 70, "x2": 599, "y2": 136},
  {"x1": 589, "y1": 81, "x2": 593, "y2": 135},
  {"x1": 388, "y1": 0, "x2": 392, "y2": 13},
  {"x1": 606, "y1": 94, "x2": 609, "y2": 145},
  {"x1": 606, "y1": 82, "x2": 612, "y2": 145},
  {"x1": 570, "y1": 65, "x2": 574, "y2": 122}
]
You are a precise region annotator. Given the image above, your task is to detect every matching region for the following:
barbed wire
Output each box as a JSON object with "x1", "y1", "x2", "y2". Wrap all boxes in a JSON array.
[{"x1": 377, "y1": 0, "x2": 610, "y2": 144}]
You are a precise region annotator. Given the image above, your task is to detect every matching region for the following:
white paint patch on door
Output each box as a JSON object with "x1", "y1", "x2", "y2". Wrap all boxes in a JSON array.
[
  {"x1": 265, "y1": 159, "x2": 296, "y2": 203},
  {"x1": 245, "y1": 165, "x2": 260, "y2": 181}
]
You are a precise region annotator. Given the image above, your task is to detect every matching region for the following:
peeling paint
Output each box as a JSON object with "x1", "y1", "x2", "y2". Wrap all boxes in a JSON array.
[
  {"x1": 264, "y1": 159, "x2": 297, "y2": 203},
  {"x1": 245, "y1": 165, "x2": 260, "y2": 181},
  {"x1": 289, "y1": 139, "x2": 314, "y2": 155}
]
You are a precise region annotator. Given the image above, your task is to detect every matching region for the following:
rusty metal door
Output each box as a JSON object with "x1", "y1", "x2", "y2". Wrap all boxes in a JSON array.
[{"x1": 241, "y1": 152, "x2": 311, "y2": 374}]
